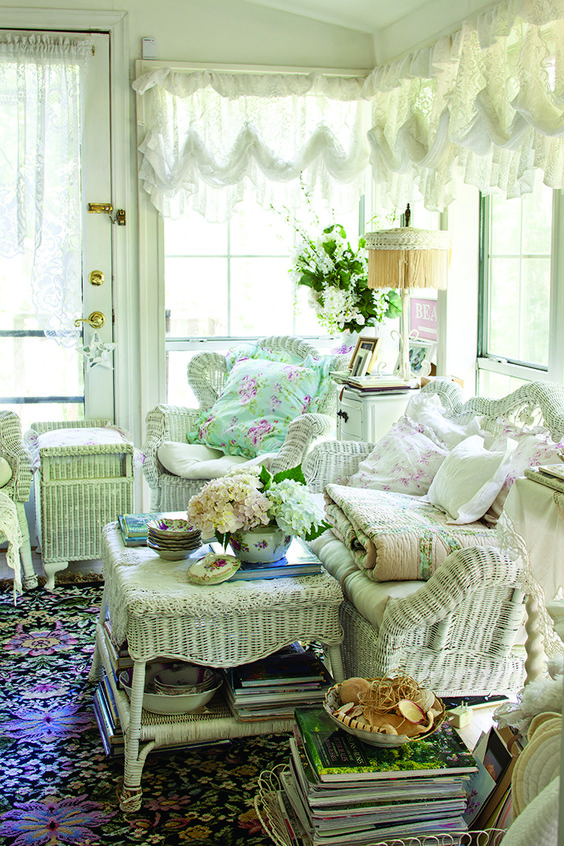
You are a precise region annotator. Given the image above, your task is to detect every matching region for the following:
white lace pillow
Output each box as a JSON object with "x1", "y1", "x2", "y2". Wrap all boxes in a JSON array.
[
  {"x1": 426, "y1": 434, "x2": 516, "y2": 524},
  {"x1": 349, "y1": 417, "x2": 448, "y2": 496}
]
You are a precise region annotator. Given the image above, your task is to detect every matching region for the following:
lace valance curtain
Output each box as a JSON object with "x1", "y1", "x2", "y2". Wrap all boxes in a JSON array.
[
  {"x1": 134, "y1": 0, "x2": 564, "y2": 218},
  {"x1": 133, "y1": 69, "x2": 371, "y2": 221},
  {"x1": 363, "y1": 0, "x2": 564, "y2": 211},
  {"x1": 0, "y1": 35, "x2": 92, "y2": 343}
]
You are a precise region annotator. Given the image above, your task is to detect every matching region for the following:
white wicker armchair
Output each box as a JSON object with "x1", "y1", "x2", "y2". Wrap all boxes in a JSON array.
[
  {"x1": 0, "y1": 410, "x2": 37, "y2": 590},
  {"x1": 305, "y1": 379, "x2": 564, "y2": 697},
  {"x1": 143, "y1": 336, "x2": 347, "y2": 512}
]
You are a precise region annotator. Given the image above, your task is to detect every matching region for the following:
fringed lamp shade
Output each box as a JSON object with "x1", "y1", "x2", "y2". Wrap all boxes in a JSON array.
[{"x1": 365, "y1": 227, "x2": 451, "y2": 381}]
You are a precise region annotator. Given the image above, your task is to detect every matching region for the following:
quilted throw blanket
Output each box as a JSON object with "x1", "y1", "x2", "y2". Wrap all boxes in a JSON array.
[{"x1": 323, "y1": 484, "x2": 497, "y2": 582}]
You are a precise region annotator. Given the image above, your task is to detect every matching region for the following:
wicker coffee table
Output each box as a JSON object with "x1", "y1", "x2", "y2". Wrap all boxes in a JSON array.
[{"x1": 89, "y1": 523, "x2": 344, "y2": 812}]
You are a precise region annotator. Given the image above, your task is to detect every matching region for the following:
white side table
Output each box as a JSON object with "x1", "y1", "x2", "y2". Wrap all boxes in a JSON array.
[{"x1": 336, "y1": 386, "x2": 414, "y2": 442}]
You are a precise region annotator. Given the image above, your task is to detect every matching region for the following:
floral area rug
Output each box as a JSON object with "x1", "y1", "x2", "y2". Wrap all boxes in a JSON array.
[{"x1": 0, "y1": 584, "x2": 289, "y2": 846}]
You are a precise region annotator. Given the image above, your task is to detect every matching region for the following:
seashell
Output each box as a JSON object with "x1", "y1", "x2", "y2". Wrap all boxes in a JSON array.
[
  {"x1": 412, "y1": 688, "x2": 435, "y2": 712},
  {"x1": 363, "y1": 708, "x2": 406, "y2": 733},
  {"x1": 339, "y1": 677, "x2": 372, "y2": 706},
  {"x1": 397, "y1": 699, "x2": 426, "y2": 723}
]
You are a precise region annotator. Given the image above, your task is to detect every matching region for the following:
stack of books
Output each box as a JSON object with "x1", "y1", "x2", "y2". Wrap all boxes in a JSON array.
[
  {"x1": 118, "y1": 512, "x2": 161, "y2": 546},
  {"x1": 345, "y1": 375, "x2": 417, "y2": 392},
  {"x1": 524, "y1": 462, "x2": 564, "y2": 493},
  {"x1": 275, "y1": 706, "x2": 478, "y2": 845},
  {"x1": 209, "y1": 537, "x2": 323, "y2": 580},
  {"x1": 224, "y1": 646, "x2": 334, "y2": 721},
  {"x1": 93, "y1": 669, "x2": 125, "y2": 756}
]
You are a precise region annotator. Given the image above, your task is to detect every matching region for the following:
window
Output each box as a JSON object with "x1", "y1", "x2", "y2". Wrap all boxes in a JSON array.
[
  {"x1": 477, "y1": 179, "x2": 554, "y2": 395},
  {"x1": 164, "y1": 194, "x2": 365, "y2": 405}
]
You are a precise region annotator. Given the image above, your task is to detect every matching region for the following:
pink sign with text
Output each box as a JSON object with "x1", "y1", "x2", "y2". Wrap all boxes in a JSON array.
[{"x1": 410, "y1": 297, "x2": 438, "y2": 341}]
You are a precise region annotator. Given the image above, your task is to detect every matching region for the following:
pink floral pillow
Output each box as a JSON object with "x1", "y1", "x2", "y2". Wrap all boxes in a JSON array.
[{"x1": 349, "y1": 417, "x2": 448, "y2": 496}]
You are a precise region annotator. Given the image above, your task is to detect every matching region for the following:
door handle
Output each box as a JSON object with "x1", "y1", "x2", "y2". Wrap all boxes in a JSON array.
[{"x1": 74, "y1": 310, "x2": 105, "y2": 329}]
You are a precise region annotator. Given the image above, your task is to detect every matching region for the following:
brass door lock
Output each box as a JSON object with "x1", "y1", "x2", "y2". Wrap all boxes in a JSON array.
[{"x1": 74, "y1": 311, "x2": 105, "y2": 329}]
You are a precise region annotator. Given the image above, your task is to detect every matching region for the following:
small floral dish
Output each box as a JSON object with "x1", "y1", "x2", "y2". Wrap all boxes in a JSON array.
[
  {"x1": 187, "y1": 552, "x2": 241, "y2": 585},
  {"x1": 323, "y1": 675, "x2": 445, "y2": 748},
  {"x1": 119, "y1": 662, "x2": 222, "y2": 715},
  {"x1": 154, "y1": 665, "x2": 218, "y2": 696},
  {"x1": 147, "y1": 517, "x2": 197, "y2": 536}
]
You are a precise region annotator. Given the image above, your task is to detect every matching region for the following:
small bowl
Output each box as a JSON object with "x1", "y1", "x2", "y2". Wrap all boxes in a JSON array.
[
  {"x1": 119, "y1": 662, "x2": 222, "y2": 715},
  {"x1": 154, "y1": 664, "x2": 217, "y2": 696},
  {"x1": 323, "y1": 680, "x2": 445, "y2": 747}
]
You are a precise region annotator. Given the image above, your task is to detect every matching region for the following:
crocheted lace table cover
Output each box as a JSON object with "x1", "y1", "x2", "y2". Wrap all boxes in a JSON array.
[
  {"x1": 101, "y1": 524, "x2": 343, "y2": 656},
  {"x1": 0, "y1": 491, "x2": 22, "y2": 602}
]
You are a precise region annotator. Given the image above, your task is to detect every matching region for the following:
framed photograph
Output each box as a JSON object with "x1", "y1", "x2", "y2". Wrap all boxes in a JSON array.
[
  {"x1": 395, "y1": 339, "x2": 436, "y2": 377},
  {"x1": 349, "y1": 336, "x2": 382, "y2": 377}
]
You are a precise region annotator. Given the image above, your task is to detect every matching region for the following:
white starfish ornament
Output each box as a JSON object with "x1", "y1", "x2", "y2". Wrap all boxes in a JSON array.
[{"x1": 78, "y1": 331, "x2": 116, "y2": 369}]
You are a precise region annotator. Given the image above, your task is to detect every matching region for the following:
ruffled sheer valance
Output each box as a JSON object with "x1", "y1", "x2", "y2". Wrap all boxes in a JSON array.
[
  {"x1": 134, "y1": 0, "x2": 564, "y2": 219},
  {"x1": 0, "y1": 35, "x2": 92, "y2": 344},
  {"x1": 133, "y1": 69, "x2": 371, "y2": 221},
  {"x1": 362, "y1": 0, "x2": 564, "y2": 211}
]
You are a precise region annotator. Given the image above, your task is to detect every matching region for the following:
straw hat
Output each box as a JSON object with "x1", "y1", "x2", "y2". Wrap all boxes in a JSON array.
[{"x1": 511, "y1": 714, "x2": 561, "y2": 818}]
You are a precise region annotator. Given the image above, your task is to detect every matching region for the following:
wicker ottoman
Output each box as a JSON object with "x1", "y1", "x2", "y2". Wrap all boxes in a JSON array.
[{"x1": 29, "y1": 420, "x2": 134, "y2": 589}]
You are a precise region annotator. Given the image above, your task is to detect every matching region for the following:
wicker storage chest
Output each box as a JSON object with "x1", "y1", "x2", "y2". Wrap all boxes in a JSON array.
[{"x1": 30, "y1": 419, "x2": 134, "y2": 588}]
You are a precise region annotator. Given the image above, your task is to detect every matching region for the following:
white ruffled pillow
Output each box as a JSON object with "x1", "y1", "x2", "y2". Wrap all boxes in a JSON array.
[
  {"x1": 349, "y1": 417, "x2": 448, "y2": 496},
  {"x1": 426, "y1": 434, "x2": 516, "y2": 524},
  {"x1": 405, "y1": 393, "x2": 483, "y2": 448}
]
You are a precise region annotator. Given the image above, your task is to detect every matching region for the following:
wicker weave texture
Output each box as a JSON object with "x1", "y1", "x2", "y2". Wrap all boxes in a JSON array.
[
  {"x1": 337, "y1": 546, "x2": 527, "y2": 696},
  {"x1": 32, "y1": 421, "x2": 134, "y2": 567},
  {"x1": 0, "y1": 411, "x2": 36, "y2": 588},
  {"x1": 143, "y1": 336, "x2": 347, "y2": 511}
]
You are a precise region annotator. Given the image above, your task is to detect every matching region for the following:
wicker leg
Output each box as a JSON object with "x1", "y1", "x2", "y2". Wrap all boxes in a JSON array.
[
  {"x1": 121, "y1": 660, "x2": 147, "y2": 812},
  {"x1": 325, "y1": 644, "x2": 344, "y2": 682},
  {"x1": 42, "y1": 560, "x2": 68, "y2": 591}
]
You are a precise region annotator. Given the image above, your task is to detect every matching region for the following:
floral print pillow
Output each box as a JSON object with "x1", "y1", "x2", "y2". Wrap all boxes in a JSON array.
[{"x1": 191, "y1": 358, "x2": 324, "y2": 458}]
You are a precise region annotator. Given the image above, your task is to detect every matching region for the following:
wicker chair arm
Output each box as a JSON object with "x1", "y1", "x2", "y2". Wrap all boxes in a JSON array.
[
  {"x1": 270, "y1": 413, "x2": 334, "y2": 475},
  {"x1": 0, "y1": 411, "x2": 33, "y2": 503},
  {"x1": 377, "y1": 547, "x2": 526, "y2": 671},
  {"x1": 302, "y1": 439, "x2": 374, "y2": 492},
  {"x1": 142, "y1": 405, "x2": 201, "y2": 489},
  {"x1": 187, "y1": 352, "x2": 227, "y2": 409}
]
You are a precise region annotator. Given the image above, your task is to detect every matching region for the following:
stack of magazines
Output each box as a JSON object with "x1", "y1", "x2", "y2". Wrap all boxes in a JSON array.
[
  {"x1": 275, "y1": 706, "x2": 478, "y2": 845},
  {"x1": 224, "y1": 646, "x2": 333, "y2": 721}
]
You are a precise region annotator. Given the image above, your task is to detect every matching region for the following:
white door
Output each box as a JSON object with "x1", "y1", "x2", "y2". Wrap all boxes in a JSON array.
[
  {"x1": 0, "y1": 30, "x2": 114, "y2": 428},
  {"x1": 77, "y1": 31, "x2": 115, "y2": 421}
]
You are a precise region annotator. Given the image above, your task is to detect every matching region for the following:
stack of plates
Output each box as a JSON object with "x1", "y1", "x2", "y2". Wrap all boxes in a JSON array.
[{"x1": 146, "y1": 517, "x2": 202, "y2": 560}]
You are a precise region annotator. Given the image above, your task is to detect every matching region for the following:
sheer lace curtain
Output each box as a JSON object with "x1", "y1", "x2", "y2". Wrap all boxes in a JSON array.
[
  {"x1": 364, "y1": 0, "x2": 564, "y2": 211},
  {"x1": 0, "y1": 35, "x2": 92, "y2": 344},
  {"x1": 134, "y1": 0, "x2": 564, "y2": 219}
]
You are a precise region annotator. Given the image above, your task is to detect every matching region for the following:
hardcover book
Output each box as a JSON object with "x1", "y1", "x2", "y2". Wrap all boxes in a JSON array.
[
  {"x1": 524, "y1": 466, "x2": 564, "y2": 494},
  {"x1": 118, "y1": 512, "x2": 162, "y2": 539},
  {"x1": 231, "y1": 650, "x2": 332, "y2": 688},
  {"x1": 294, "y1": 707, "x2": 477, "y2": 783}
]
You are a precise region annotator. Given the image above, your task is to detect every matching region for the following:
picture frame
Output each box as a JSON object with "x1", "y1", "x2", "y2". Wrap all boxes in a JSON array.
[
  {"x1": 348, "y1": 336, "x2": 382, "y2": 377},
  {"x1": 395, "y1": 339, "x2": 436, "y2": 377}
]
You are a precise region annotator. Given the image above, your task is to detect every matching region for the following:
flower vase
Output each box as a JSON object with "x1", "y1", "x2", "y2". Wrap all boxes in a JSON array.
[{"x1": 230, "y1": 526, "x2": 292, "y2": 564}]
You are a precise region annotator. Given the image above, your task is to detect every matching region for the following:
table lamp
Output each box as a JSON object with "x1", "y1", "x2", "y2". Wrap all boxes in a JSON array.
[{"x1": 365, "y1": 205, "x2": 451, "y2": 381}]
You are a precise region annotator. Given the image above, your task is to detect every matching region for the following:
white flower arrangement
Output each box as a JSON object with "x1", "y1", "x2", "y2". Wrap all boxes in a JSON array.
[
  {"x1": 187, "y1": 464, "x2": 328, "y2": 550},
  {"x1": 290, "y1": 221, "x2": 401, "y2": 334}
]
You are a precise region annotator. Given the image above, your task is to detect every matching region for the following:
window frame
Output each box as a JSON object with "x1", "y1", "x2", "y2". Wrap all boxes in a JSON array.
[{"x1": 477, "y1": 188, "x2": 564, "y2": 390}]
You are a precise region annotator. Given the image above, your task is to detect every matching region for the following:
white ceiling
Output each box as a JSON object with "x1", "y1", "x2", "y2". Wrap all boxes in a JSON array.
[
  {"x1": 244, "y1": 0, "x2": 500, "y2": 54},
  {"x1": 245, "y1": 0, "x2": 433, "y2": 34}
]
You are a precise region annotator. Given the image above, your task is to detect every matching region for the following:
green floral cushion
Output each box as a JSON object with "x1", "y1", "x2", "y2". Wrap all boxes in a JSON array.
[{"x1": 191, "y1": 358, "x2": 325, "y2": 458}]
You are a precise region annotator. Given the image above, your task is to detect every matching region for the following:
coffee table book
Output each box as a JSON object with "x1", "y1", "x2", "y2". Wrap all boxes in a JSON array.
[
  {"x1": 118, "y1": 512, "x2": 161, "y2": 545},
  {"x1": 294, "y1": 706, "x2": 478, "y2": 783}
]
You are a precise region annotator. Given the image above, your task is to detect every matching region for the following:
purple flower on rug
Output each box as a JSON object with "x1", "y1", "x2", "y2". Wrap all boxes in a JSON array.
[
  {"x1": 3, "y1": 622, "x2": 79, "y2": 656},
  {"x1": 2, "y1": 704, "x2": 93, "y2": 743},
  {"x1": 20, "y1": 682, "x2": 67, "y2": 700},
  {"x1": 0, "y1": 795, "x2": 116, "y2": 845}
]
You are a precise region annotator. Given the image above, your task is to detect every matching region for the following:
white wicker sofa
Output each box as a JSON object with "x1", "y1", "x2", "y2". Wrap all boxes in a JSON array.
[{"x1": 304, "y1": 379, "x2": 564, "y2": 697}]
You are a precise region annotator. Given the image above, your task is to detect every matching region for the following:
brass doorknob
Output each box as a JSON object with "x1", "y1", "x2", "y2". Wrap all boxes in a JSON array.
[
  {"x1": 89, "y1": 270, "x2": 104, "y2": 286},
  {"x1": 74, "y1": 311, "x2": 105, "y2": 329}
]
